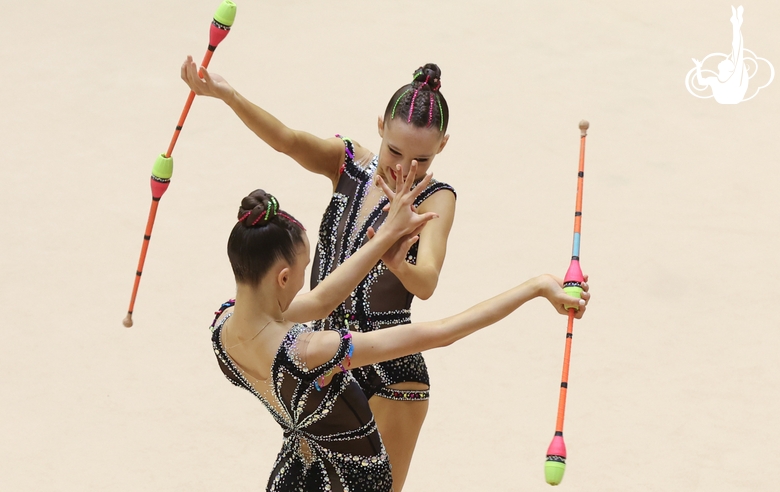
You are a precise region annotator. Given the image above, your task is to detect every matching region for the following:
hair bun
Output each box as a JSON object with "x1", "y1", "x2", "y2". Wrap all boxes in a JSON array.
[
  {"x1": 237, "y1": 189, "x2": 279, "y2": 227},
  {"x1": 412, "y1": 63, "x2": 442, "y2": 91}
]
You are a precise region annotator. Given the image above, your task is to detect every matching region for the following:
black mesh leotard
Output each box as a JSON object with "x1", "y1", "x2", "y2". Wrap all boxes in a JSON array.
[
  {"x1": 211, "y1": 301, "x2": 393, "y2": 492},
  {"x1": 311, "y1": 136, "x2": 456, "y2": 401}
]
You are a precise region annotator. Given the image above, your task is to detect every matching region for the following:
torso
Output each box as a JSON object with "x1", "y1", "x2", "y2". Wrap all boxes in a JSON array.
[
  {"x1": 211, "y1": 304, "x2": 393, "y2": 492},
  {"x1": 311, "y1": 137, "x2": 455, "y2": 332},
  {"x1": 310, "y1": 136, "x2": 455, "y2": 397}
]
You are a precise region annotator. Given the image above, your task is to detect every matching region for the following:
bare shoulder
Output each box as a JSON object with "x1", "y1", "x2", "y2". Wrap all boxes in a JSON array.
[
  {"x1": 214, "y1": 305, "x2": 235, "y2": 330},
  {"x1": 303, "y1": 329, "x2": 343, "y2": 369},
  {"x1": 350, "y1": 139, "x2": 376, "y2": 169}
]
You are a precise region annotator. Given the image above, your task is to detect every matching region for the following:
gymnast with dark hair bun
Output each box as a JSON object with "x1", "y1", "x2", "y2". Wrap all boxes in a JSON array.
[
  {"x1": 211, "y1": 174, "x2": 589, "y2": 491},
  {"x1": 182, "y1": 57, "x2": 457, "y2": 488}
]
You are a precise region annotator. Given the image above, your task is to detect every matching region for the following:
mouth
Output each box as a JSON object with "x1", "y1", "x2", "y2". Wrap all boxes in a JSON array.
[{"x1": 389, "y1": 168, "x2": 397, "y2": 182}]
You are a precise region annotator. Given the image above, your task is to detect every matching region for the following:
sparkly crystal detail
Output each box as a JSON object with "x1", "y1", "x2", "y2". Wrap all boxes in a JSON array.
[
  {"x1": 310, "y1": 137, "x2": 456, "y2": 400},
  {"x1": 211, "y1": 300, "x2": 391, "y2": 491}
]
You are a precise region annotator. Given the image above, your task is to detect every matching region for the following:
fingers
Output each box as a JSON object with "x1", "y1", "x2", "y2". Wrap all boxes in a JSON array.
[
  {"x1": 376, "y1": 175, "x2": 395, "y2": 200},
  {"x1": 200, "y1": 65, "x2": 211, "y2": 83},
  {"x1": 410, "y1": 171, "x2": 434, "y2": 199},
  {"x1": 559, "y1": 296, "x2": 586, "y2": 315},
  {"x1": 181, "y1": 56, "x2": 205, "y2": 93},
  {"x1": 181, "y1": 56, "x2": 195, "y2": 84},
  {"x1": 401, "y1": 234, "x2": 420, "y2": 251},
  {"x1": 573, "y1": 305, "x2": 587, "y2": 319},
  {"x1": 397, "y1": 162, "x2": 412, "y2": 194},
  {"x1": 567, "y1": 291, "x2": 590, "y2": 318},
  {"x1": 397, "y1": 161, "x2": 419, "y2": 195},
  {"x1": 414, "y1": 212, "x2": 439, "y2": 227},
  {"x1": 366, "y1": 227, "x2": 375, "y2": 240}
]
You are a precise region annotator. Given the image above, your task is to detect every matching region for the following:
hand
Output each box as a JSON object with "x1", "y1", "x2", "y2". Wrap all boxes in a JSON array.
[
  {"x1": 375, "y1": 161, "x2": 439, "y2": 239},
  {"x1": 180, "y1": 55, "x2": 234, "y2": 100},
  {"x1": 536, "y1": 274, "x2": 591, "y2": 319},
  {"x1": 366, "y1": 227, "x2": 424, "y2": 271},
  {"x1": 730, "y1": 6, "x2": 743, "y2": 26},
  {"x1": 692, "y1": 58, "x2": 703, "y2": 68}
]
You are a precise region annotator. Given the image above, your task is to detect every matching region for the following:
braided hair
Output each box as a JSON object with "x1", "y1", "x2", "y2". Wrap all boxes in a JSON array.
[
  {"x1": 384, "y1": 63, "x2": 449, "y2": 133},
  {"x1": 227, "y1": 189, "x2": 306, "y2": 286}
]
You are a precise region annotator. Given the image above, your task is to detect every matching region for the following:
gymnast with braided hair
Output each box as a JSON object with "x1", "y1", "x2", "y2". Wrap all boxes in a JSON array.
[
  {"x1": 211, "y1": 176, "x2": 590, "y2": 491},
  {"x1": 183, "y1": 58, "x2": 457, "y2": 488}
]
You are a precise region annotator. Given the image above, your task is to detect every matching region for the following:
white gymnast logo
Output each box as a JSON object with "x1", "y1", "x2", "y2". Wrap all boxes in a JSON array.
[{"x1": 685, "y1": 5, "x2": 774, "y2": 104}]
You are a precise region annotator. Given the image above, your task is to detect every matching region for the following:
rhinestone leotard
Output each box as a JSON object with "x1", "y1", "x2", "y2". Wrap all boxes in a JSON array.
[
  {"x1": 311, "y1": 136, "x2": 456, "y2": 401},
  {"x1": 211, "y1": 301, "x2": 393, "y2": 492}
]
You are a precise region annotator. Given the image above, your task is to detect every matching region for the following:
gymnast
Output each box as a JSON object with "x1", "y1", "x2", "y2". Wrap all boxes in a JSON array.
[
  {"x1": 183, "y1": 57, "x2": 458, "y2": 489},
  {"x1": 209, "y1": 171, "x2": 589, "y2": 491}
]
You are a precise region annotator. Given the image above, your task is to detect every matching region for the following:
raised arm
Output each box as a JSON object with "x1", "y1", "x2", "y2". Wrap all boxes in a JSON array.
[
  {"x1": 181, "y1": 56, "x2": 344, "y2": 186},
  {"x1": 284, "y1": 163, "x2": 438, "y2": 322}
]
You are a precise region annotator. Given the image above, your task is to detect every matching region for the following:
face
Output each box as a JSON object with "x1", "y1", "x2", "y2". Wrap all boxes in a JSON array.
[
  {"x1": 377, "y1": 118, "x2": 449, "y2": 188},
  {"x1": 278, "y1": 234, "x2": 311, "y2": 311}
]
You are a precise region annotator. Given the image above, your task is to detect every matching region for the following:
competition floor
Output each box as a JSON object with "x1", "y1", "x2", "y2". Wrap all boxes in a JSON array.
[{"x1": 2, "y1": 1, "x2": 778, "y2": 490}]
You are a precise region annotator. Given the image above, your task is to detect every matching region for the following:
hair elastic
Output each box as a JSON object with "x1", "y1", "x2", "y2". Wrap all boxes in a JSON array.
[
  {"x1": 435, "y1": 94, "x2": 444, "y2": 132},
  {"x1": 238, "y1": 211, "x2": 252, "y2": 222},
  {"x1": 407, "y1": 75, "x2": 430, "y2": 123},
  {"x1": 251, "y1": 212, "x2": 265, "y2": 226},
  {"x1": 427, "y1": 93, "x2": 434, "y2": 127},
  {"x1": 278, "y1": 211, "x2": 305, "y2": 230},
  {"x1": 267, "y1": 196, "x2": 279, "y2": 220},
  {"x1": 391, "y1": 89, "x2": 411, "y2": 119}
]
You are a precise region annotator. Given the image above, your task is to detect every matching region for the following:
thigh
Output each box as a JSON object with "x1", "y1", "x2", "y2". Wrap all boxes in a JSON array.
[{"x1": 370, "y1": 387, "x2": 429, "y2": 492}]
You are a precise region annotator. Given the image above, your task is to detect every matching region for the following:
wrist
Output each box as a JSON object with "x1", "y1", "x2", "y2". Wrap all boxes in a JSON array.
[
  {"x1": 385, "y1": 256, "x2": 409, "y2": 276},
  {"x1": 370, "y1": 227, "x2": 397, "y2": 249},
  {"x1": 223, "y1": 87, "x2": 240, "y2": 106},
  {"x1": 529, "y1": 275, "x2": 548, "y2": 299},
  {"x1": 373, "y1": 224, "x2": 402, "y2": 243}
]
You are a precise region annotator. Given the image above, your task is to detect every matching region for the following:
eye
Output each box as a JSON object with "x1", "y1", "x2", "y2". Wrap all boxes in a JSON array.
[{"x1": 388, "y1": 147, "x2": 401, "y2": 156}]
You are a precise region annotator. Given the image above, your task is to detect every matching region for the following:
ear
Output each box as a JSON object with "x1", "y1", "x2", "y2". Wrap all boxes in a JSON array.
[
  {"x1": 437, "y1": 133, "x2": 450, "y2": 154},
  {"x1": 276, "y1": 267, "x2": 291, "y2": 289},
  {"x1": 377, "y1": 115, "x2": 385, "y2": 138}
]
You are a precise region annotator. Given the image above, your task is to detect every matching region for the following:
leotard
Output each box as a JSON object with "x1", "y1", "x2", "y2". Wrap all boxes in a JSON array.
[
  {"x1": 311, "y1": 137, "x2": 456, "y2": 401},
  {"x1": 211, "y1": 301, "x2": 393, "y2": 491}
]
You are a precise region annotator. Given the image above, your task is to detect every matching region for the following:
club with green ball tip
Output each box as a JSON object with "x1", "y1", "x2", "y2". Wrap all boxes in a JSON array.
[
  {"x1": 123, "y1": 1, "x2": 237, "y2": 328},
  {"x1": 545, "y1": 120, "x2": 589, "y2": 485}
]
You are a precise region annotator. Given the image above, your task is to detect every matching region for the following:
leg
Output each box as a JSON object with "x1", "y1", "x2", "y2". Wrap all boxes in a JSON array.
[{"x1": 370, "y1": 383, "x2": 429, "y2": 492}]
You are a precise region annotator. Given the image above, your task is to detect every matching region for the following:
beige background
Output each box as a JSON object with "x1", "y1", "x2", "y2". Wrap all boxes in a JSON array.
[{"x1": 2, "y1": 0, "x2": 779, "y2": 490}]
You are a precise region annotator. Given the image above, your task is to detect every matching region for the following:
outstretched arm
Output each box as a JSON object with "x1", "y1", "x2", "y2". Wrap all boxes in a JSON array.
[
  {"x1": 181, "y1": 56, "x2": 344, "y2": 186},
  {"x1": 305, "y1": 274, "x2": 590, "y2": 370}
]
